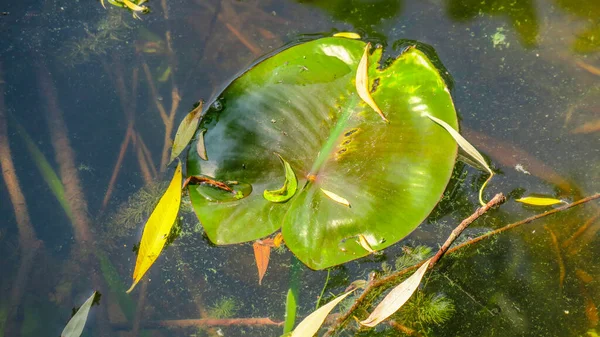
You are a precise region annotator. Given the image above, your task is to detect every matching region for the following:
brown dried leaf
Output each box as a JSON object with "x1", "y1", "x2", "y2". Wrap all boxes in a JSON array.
[{"x1": 253, "y1": 240, "x2": 271, "y2": 285}]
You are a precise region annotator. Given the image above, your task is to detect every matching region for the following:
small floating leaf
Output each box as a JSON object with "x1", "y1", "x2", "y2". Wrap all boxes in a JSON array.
[
  {"x1": 356, "y1": 43, "x2": 388, "y2": 122},
  {"x1": 291, "y1": 289, "x2": 354, "y2": 337},
  {"x1": 61, "y1": 291, "x2": 97, "y2": 337},
  {"x1": 333, "y1": 32, "x2": 361, "y2": 39},
  {"x1": 170, "y1": 101, "x2": 203, "y2": 164},
  {"x1": 196, "y1": 129, "x2": 208, "y2": 161},
  {"x1": 273, "y1": 232, "x2": 284, "y2": 248},
  {"x1": 321, "y1": 188, "x2": 351, "y2": 207},
  {"x1": 423, "y1": 113, "x2": 493, "y2": 206},
  {"x1": 263, "y1": 154, "x2": 297, "y2": 203},
  {"x1": 516, "y1": 196, "x2": 565, "y2": 206},
  {"x1": 127, "y1": 161, "x2": 182, "y2": 293},
  {"x1": 357, "y1": 234, "x2": 376, "y2": 253},
  {"x1": 360, "y1": 259, "x2": 431, "y2": 327},
  {"x1": 158, "y1": 66, "x2": 171, "y2": 83},
  {"x1": 122, "y1": 0, "x2": 146, "y2": 11},
  {"x1": 253, "y1": 240, "x2": 271, "y2": 285}
]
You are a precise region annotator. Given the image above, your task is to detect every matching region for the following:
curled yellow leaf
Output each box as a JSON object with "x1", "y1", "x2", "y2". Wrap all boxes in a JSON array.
[
  {"x1": 356, "y1": 43, "x2": 388, "y2": 122},
  {"x1": 357, "y1": 234, "x2": 376, "y2": 253},
  {"x1": 321, "y1": 188, "x2": 351, "y2": 207},
  {"x1": 360, "y1": 259, "x2": 431, "y2": 327},
  {"x1": 516, "y1": 196, "x2": 565, "y2": 206},
  {"x1": 122, "y1": 0, "x2": 147, "y2": 11},
  {"x1": 127, "y1": 161, "x2": 182, "y2": 293},
  {"x1": 333, "y1": 32, "x2": 361, "y2": 39}
]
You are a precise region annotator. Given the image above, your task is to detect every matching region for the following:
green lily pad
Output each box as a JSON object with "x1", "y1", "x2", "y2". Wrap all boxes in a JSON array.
[{"x1": 187, "y1": 36, "x2": 458, "y2": 270}]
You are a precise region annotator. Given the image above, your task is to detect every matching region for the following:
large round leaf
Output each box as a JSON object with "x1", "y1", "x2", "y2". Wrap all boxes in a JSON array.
[{"x1": 186, "y1": 36, "x2": 458, "y2": 270}]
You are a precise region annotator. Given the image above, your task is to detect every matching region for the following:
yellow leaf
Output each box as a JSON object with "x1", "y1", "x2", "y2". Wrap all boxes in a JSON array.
[
  {"x1": 170, "y1": 101, "x2": 203, "y2": 164},
  {"x1": 333, "y1": 32, "x2": 361, "y2": 39},
  {"x1": 321, "y1": 188, "x2": 351, "y2": 207},
  {"x1": 356, "y1": 43, "x2": 388, "y2": 122},
  {"x1": 291, "y1": 289, "x2": 354, "y2": 337},
  {"x1": 516, "y1": 196, "x2": 565, "y2": 206},
  {"x1": 127, "y1": 161, "x2": 182, "y2": 293},
  {"x1": 360, "y1": 259, "x2": 431, "y2": 327},
  {"x1": 122, "y1": 0, "x2": 146, "y2": 11},
  {"x1": 423, "y1": 113, "x2": 493, "y2": 206},
  {"x1": 273, "y1": 232, "x2": 284, "y2": 248}
]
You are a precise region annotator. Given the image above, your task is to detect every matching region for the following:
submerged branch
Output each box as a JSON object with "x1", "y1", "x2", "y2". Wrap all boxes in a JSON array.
[
  {"x1": 112, "y1": 317, "x2": 284, "y2": 330},
  {"x1": 0, "y1": 60, "x2": 43, "y2": 337}
]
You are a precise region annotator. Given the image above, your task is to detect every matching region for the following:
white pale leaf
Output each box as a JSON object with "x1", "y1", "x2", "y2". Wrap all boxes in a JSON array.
[
  {"x1": 292, "y1": 290, "x2": 354, "y2": 337},
  {"x1": 61, "y1": 291, "x2": 97, "y2": 337},
  {"x1": 360, "y1": 259, "x2": 431, "y2": 327},
  {"x1": 170, "y1": 101, "x2": 203, "y2": 164},
  {"x1": 423, "y1": 113, "x2": 494, "y2": 205}
]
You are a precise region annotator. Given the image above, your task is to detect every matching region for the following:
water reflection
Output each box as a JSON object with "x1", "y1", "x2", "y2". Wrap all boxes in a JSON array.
[{"x1": 0, "y1": 0, "x2": 599, "y2": 336}]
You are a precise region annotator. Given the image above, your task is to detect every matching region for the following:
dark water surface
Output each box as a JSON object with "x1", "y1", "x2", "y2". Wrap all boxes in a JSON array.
[{"x1": 0, "y1": 0, "x2": 599, "y2": 336}]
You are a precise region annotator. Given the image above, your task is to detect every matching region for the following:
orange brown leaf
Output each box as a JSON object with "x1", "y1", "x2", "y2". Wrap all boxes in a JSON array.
[{"x1": 253, "y1": 240, "x2": 272, "y2": 285}]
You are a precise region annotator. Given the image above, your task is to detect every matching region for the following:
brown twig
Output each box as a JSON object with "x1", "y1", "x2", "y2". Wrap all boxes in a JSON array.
[
  {"x1": 544, "y1": 225, "x2": 565, "y2": 289},
  {"x1": 136, "y1": 131, "x2": 157, "y2": 178},
  {"x1": 112, "y1": 317, "x2": 284, "y2": 330},
  {"x1": 0, "y1": 61, "x2": 43, "y2": 337},
  {"x1": 562, "y1": 212, "x2": 600, "y2": 249},
  {"x1": 132, "y1": 132, "x2": 153, "y2": 184},
  {"x1": 429, "y1": 193, "x2": 506, "y2": 268},
  {"x1": 37, "y1": 60, "x2": 93, "y2": 244},
  {"x1": 102, "y1": 124, "x2": 133, "y2": 209},
  {"x1": 326, "y1": 193, "x2": 600, "y2": 335}
]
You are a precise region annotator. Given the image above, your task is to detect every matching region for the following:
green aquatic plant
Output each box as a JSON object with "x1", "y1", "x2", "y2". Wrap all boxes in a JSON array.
[
  {"x1": 396, "y1": 292, "x2": 455, "y2": 332},
  {"x1": 60, "y1": 11, "x2": 134, "y2": 66},
  {"x1": 395, "y1": 245, "x2": 433, "y2": 271},
  {"x1": 207, "y1": 297, "x2": 238, "y2": 319},
  {"x1": 106, "y1": 180, "x2": 168, "y2": 238}
]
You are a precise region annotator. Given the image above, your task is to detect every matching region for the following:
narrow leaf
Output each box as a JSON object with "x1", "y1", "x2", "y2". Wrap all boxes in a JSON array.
[
  {"x1": 170, "y1": 101, "x2": 203, "y2": 164},
  {"x1": 13, "y1": 120, "x2": 73, "y2": 221},
  {"x1": 321, "y1": 188, "x2": 351, "y2": 207},
  {"x1": 423, "y1": 113, "x2": 494, "y2": 206},
  {"x1": 61, "y1": 291, "x2": 97, "y2": 337},
  {"x1": 357, "y1": 234, "x2": 376, "y2": 253},
  {"x1": 516, "y1": 196, "x2": 565, "y2": 206},
  {"x1": 360, "y1": 259, "x2": 431, "y2": 327},
  {"x1": 263, "y1": 153, "x2": 297, "y2": 202},
  {"x1": 122, "y1": 0, "x2": 146, "y2": 11},
  {"x1": 196, "y1": 129, "x2": 208, "y2": 160},
  {"x1": 273, "y1": 232, "x2": 284, "y2": 248},
  {"x1": 291, "y1": 290, "x2": 354, "y2": 337},
  {"x1": 356, "y1": 43, "x2": 388, "y2": 122},
  {"x1": 333, "y1": 32, "x2": 361, "y2": 39},
  {"x1": 253, "y1": 240, "x2": 271, "y2": 285},
  {"x1": 127, "y1": 161, "x2": 182, "y2": 293}
]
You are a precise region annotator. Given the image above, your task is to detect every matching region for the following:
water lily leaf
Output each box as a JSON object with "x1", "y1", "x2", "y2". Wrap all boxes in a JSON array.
[
  {"x1": 61, "y1": 291, "x2": 97, "y2": 337},
  {"x1": 423, "y1": 112, "x2": 493, "y2": 206},
  {"x1": 516, "y1": 196, "x2": 565, "y2": 206},
  {"x1": 263, "y1": 153, "x2": 298, "y2": 203},
  {"x1": 356, "y1": 43, "x2": 388, "y2": 122},
  {"x1": 360, "y1": 259, "x2": 431, "y2": 327},
  {"x1": 127, "y1": 161, "x2": 182, "y2": 293},
  {"x1": 170, "y1": 101, "x2": 203, "y2": 164},
  {"x1": 187, "y1": 37, "x2": 459, "y2": 269},
  {"x1": 291, "y1": 289, "x2": 354, "y2": 337},
  {"x1": 333, "y1": 32, "x2": 361, "y2": 39}
]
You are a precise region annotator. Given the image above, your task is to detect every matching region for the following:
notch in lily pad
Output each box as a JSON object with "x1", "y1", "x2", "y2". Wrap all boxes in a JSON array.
[{"x1": 263, "y1": 153, "x2": 297, "y2": 203}]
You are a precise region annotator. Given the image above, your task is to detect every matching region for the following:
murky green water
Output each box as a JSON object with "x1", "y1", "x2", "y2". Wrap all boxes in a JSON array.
[{"x1": 0, "y1": 0, "x2": 598, "y2": 336}]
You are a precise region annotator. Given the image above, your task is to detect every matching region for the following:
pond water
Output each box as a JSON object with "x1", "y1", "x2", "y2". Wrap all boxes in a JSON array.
[{"x1": 0, "y1": 0, "x2": 599, "y2": 336}]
